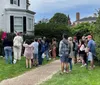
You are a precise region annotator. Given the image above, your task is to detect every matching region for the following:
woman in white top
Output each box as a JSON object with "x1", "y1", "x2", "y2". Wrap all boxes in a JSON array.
[
  {"x1": 79, "y1": 40, "x2": 86, "y2": 67},
  {"x1": 13, "y1": 33, "x2": 23, "y2": 64}
]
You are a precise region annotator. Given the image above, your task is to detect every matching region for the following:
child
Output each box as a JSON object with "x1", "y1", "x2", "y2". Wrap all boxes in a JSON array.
[{"x1": 23, "y1": 39, "x2": 33, "y2": 68}]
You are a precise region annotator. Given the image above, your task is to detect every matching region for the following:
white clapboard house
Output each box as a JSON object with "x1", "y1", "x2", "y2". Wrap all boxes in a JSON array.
[{"x1": 0, "y1": 0, "x2": 35, "y2": 34}]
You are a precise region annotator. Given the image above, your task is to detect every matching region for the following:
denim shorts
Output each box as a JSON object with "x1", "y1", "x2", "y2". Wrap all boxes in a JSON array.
[
  {"x1": 33, "y1": 54, "x2": 38, "y2": 60},
  {"x1": 60, "y1": 54, "x2": 69, "y2": 63}
]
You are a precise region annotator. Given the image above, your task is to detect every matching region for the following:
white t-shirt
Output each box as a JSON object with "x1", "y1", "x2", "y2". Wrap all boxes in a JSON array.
[
  {"x1": 80, "y1": 44, "x2": 85, "y2": 51},
  {"x1": 13, "y1": 35, "x2": 23, "y2": 47},
  {"x1": 32, "y1": 41, "x2": 39, "y2": 54}
]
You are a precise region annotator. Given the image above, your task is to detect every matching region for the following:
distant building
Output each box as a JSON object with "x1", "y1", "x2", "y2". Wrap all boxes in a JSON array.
[
  {"x1": 0, "y1": 0, "x2": 36, "y2": 34},
  {"x1": 74, "y1": 12, "x2": 97, "y2": 25},
  {"x1": 68, "y1": 15, "x2": 71, "y2": 26}
]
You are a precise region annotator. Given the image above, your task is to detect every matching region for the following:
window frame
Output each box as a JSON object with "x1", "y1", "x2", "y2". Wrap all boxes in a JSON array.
[{"x1": 14, "y1": 16, "x2": 23, "y2": 32}]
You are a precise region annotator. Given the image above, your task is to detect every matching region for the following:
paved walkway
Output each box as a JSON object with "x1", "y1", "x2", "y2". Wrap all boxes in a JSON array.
[{"x1": 0, "y1": 60, "x2": 60, "y2": 85}]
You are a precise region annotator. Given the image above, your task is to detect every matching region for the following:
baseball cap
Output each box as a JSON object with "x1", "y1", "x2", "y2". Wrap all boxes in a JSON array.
[{"x1": 87, "y1": 35, "x2": 92, "y2": 38}]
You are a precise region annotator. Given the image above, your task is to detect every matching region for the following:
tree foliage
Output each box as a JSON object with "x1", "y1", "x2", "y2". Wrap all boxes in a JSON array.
[
  {"x1": 71, "y1": 22, "x2": 95, "y2": 39},
  {"x1": 49, "y1": 13, "x2": 68, "y2": 25},
  {"x1": 94, "y1": 11, "x2": 100, "y2": 60},
  {"x1": 35, "y1": 23, "x2": 71, "y2": 41}
]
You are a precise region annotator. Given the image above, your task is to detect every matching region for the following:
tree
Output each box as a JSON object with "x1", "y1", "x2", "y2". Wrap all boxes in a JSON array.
[
  {"x1": 49, "y1": 13, "x2": 68, "y2": 25},
  {"x1": 71, "y1": 22, "x2": 95, "y2": 40},
  {"x1": 35, "y1": 22, "x2": 71, "y2": 41},
  {"x1": 94, "y1": 10, "x2": 100, "y2": 60}
]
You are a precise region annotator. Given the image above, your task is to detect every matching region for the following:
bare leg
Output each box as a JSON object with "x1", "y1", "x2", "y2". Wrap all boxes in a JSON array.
[
  {"x1": 90, "y1": 60, "x2": 94, "y2": 69},
  {"x1": 66, "y1": 63, "x2": 69, "y2": 73},
  {"x1": 26, "y1": 59, "x2": 28, "y2": 68},
  {"x1": 72, "y1": 58, "x2": 75, "y2": 65},
  {"x1": 29, "y1": 59, "x2": 32, "y2": 68},
  {"x1": 61, "y1": 62, "x2": 64, "y2": 73}
]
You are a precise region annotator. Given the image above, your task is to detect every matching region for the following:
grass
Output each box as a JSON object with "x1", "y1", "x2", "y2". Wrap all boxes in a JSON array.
[
  {"x1": 41, "y1": 63, "x2": 100, "y2": 85},
  {"x1": 0, "y1": 56, "x2": 52, "y2": 81}
]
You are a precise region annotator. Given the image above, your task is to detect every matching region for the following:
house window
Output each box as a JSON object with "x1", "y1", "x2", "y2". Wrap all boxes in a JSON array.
[
  {"x1": 10, "y1": 0, "x2": 20, "y2": 6},
  {"x1": 14, "y1": 17, "x2": 23, "y2": 32},
  {"x1": 28, "y1": 18, "x2": 33, "y2": 30},
  {"x1": 13, "y1": 0, "x2": 18, "y2": 5}
]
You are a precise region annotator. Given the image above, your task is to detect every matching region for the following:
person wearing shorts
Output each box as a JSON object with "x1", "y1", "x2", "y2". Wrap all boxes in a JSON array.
[{"x1": 59, "y1": 34, "x2": 71, "y2": 74}]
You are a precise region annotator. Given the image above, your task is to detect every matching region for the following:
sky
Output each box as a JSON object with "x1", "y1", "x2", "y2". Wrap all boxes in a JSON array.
[{"x1": 29, "y1": 0, "x2": 100, "y2": 23}]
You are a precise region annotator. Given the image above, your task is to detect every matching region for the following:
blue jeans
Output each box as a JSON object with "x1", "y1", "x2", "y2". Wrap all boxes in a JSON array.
[
  {"x1": 68, "y1": 58, "x2": 72, "y2": 71},
  {"x1": 4, "y1": 47, "x2": 12, "y2": 64},
  {"x1": 45, "y1": 50, "x2": 49, "y2": 61},
  {"x1": 38, "y1": 52, "x2": 43, "y2": 65}
]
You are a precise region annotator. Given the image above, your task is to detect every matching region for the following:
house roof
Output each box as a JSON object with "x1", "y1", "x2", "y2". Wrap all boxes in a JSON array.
[
  {"x1": 75, "y1": 16, "x2": 97, "y2": 22},
  {"x1": 5, "y1": 8, "x2": 36, "y2": 15}
]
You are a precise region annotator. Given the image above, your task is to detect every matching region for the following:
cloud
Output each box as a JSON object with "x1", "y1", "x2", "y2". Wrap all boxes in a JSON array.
[
  {"x1": 29, "y1": 0, "x2": 100, "y2": 22},
  {"x1": 29, "y1": 0, "x2": 100, "y2": 13}
]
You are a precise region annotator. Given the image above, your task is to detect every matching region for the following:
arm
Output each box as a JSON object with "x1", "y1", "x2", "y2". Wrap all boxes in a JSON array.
[
  {"x1": 23, "y1": 43, "x2": 28, "y2": 48},
  {"x1": 88, "y1": 41, "x2": 91, "y2": 51},
  {"x1": 59, "y1": 41, "x2": 62, "y2": 55},
  {"x1": 68, "y1": 42, "x2": 71, "y2": 54}
]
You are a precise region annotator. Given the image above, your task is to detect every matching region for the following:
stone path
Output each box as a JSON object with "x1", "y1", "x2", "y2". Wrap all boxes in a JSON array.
[{"x1": 0, "y1": 60, "x2": 60, "y2": 85}]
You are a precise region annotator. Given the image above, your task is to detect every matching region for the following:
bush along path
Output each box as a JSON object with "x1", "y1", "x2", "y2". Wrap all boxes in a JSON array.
[{"x1": 0, "y1": 60, "x2": 60, "y2": 85}]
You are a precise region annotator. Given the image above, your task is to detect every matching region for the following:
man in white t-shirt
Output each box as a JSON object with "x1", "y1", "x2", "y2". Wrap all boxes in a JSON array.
[
  {"x1": 31, "y1": 38, "x2": 39, "y2": 66},
  {"x1": 13, "y1": 32, "x2": 23, "y2": 64}
]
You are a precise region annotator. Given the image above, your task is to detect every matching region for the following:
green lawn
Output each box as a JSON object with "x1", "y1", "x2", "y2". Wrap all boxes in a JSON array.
[
  {"x1": 41, "y1": 63, "x2": 100, "y2": 85},
  {"x1": 0, "y1": 57, "x2": 52, "y2": 81}
]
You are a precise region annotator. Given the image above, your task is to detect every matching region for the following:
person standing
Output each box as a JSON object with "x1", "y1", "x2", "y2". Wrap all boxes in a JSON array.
[
  {"x1": 44, "y1": 37, "x2": 49, "y2": 61},
  {"x1": 52, "y1": 38, "x2": 57, "y2": 60},
  {"x1": 59, "y1": 34, "x2": 71, "y2": 74},
  {"x1": 13, "y1": 33, "x2": 23, "y2": 64},
  {"x1": 73, "y1": 36, "x2": 78, "y2": 64},
  {"x1": 68, "y1": 37, "x2": 74, "y2": 71},
  {"x1": 3, "y1": 35, "x2": 13, "y2": 64},
  {"x1": 87, "y1": 35, "x2": 96, "y2": 69},
  {"x1": 31, "y1": 38, "x2": 39, "y2": 66},
  {"x1": 79, "y1": 40, "x2": 86, "y2": 67},
  {"x1": 23, "y1": 39, "x2": 33, "y2": 68}
]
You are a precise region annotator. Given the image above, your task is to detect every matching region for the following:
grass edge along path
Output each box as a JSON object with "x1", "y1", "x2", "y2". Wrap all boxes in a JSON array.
[
  {"x1": 40, "y1": 63, "x2": 100, "y2": 85},
  {"x1": 0, "y1": 56, "x2": 54, "y2": 82}
]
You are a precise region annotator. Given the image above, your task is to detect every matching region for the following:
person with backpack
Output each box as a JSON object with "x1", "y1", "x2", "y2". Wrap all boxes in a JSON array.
[{"x1": 59, "y1": 34, "x2": 71, "y2": 74}]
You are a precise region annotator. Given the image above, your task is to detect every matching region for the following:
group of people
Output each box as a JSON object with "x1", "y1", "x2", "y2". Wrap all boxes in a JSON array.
[
  {"x1": 2, "y1": 32, "x2": 96, "y2": 71},
  {"x1": 2, "y1": 32, "x2": 58, "y2": 68},
  {"x1": 59, "y1": 34, "x2": 96, "y2": 74}
]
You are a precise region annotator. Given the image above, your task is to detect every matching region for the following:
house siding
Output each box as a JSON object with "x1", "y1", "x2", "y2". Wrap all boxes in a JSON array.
[{"x1": 0, "y1": 0, "x2": 35, "y2": 34}]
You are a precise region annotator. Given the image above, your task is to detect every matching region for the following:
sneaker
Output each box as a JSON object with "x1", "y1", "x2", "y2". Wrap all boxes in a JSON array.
[
  {"x1": 93, "y1": 65, "x2": 95, "y2": 68},
  {"x1": 13, "y1": 59, "x2": 17, "y2": 64},
  {"x1": 69, "y1": 70, "x2": 72, "y2": 72},
  {"x1": 64, "y1": 70, "x2": 66, "y2": 73},
  {"x1": 84, "y1": 63, "x2": 87, "y2": 66},
  {"x1": 81, "y1": 65, "x2": 84, "y2": 67},
  {"x1": 66, "y1": 71, "x2": 69, "y2": 74}
]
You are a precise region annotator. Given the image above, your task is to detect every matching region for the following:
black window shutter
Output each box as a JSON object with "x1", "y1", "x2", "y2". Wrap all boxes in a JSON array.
[
  {"x1": 10, "y1": 16, "x2": 14, "y2": 33},
  {"x1": 23, "y1": 16, "x2": 26, "y2": 33},
  {"x1": 18, "y1": 0, "x2": 20, "y2": 6},
  {"x1": 10, "y1": 0, "x2": 13, "y2": 4}
]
